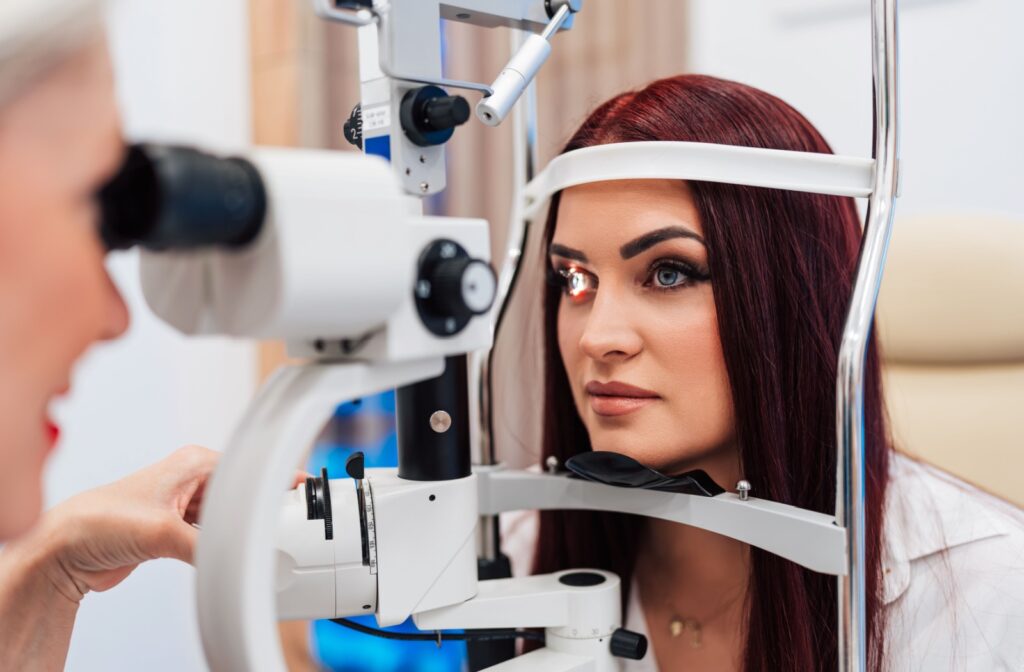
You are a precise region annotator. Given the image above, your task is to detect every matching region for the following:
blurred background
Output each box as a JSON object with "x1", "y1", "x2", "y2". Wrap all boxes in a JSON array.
[{"x1": 46, "y1": 0, "x2": 1023, "y2": 669}]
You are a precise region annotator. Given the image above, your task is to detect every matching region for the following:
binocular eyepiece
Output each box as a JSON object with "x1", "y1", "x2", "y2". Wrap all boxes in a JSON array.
[{"x1": 99, "y1": 144, "x2": 267, "y2": 252}]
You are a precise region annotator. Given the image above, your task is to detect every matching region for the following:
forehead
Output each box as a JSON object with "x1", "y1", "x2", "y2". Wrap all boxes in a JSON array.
[
  {"x1": 554, "y1": 179, "x2": 703, "y2": 247},
  {"x1": 0, "y1": 40, "x2": 122, "y2": 191}
]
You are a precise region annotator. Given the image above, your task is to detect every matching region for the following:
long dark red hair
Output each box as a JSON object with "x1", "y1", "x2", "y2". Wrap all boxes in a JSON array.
[{"x1": 532, "y1": 75, "x2": 891, "y2": 670}]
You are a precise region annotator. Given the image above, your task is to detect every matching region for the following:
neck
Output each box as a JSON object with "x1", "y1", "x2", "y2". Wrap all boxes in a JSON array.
[{"x1": 635, "y1": 447, "x2": 750, "y2": 616}]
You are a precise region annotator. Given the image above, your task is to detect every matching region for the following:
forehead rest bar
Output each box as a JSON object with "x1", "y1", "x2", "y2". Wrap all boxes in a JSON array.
[{"x1": 523, "y1": 141, "x2": 875, "y2": 221}]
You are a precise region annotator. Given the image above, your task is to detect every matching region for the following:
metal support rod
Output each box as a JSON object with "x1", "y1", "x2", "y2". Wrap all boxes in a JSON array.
[
  {"x1": 835, "y1": 1, "x2": 899, "y2": 670},
  {"x1": 473, "y1": 27, "x2": 541, "y2": 562},
  {"x1": 540, "y1": 4, "x2": 572, "y2": 41}
]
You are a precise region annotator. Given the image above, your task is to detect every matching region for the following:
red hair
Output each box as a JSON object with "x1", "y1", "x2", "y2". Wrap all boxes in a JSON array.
[{"x1": 532, "y1": 74, "x2": 891, "y2": 670}]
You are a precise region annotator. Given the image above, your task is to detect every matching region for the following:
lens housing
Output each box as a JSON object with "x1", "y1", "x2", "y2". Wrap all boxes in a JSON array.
[{"x1": 99, "y1": 144, "x2": 267, "y2": 252}]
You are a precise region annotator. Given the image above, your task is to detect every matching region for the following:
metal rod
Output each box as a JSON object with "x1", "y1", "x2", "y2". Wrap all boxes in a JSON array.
[
  {"x1": 540, "y1": 4, "x2": 572, "y2": 41},
  {"x1": 474, "y1": 27, "x2": 541, "y2": 561},
  {"x1": 835, "y1": 0, "x2": 899, "y2": 670}
]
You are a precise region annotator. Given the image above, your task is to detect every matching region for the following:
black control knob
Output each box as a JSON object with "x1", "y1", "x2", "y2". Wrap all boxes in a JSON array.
[
  {"x1": 345, "y1": 451, "x2": 365, "y2": 480},
  {"x1": 343, "y1": 103, "x2": 363, "y2": 150},
  {"x1": 304, "y1": 467, "x2": 334, "y2": 540},
  {"x1": 400, "y1": 85, "x2": 470, "y2": 147},
  {"x1": 428, "y1": 257, "x2": 496, "y2": 318},
  {"x1": 422, "y1": 95, "x2": 470, "y2": 132},
  {"x1": 414, "y1": 240, "x2": 496, "y2": 337},
  {"x1": 610, "y1": 628, "x2": 648, "y2": 661}
]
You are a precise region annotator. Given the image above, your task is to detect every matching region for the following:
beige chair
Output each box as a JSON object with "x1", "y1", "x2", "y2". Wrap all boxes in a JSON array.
[{"x1": 876, "y1": 214, "x2": 1024, "y2": 507}]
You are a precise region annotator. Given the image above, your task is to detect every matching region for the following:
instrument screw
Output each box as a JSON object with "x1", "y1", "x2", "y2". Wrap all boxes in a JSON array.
[
  {"x1": 736, "y1": 480, "x2": 751, "y2": 501},
  {"x1": 429, "y1": 410, "x2": 452, "y2": 433}
]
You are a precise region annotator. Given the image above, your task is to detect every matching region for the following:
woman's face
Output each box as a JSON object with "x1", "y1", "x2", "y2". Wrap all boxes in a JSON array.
[
  {"x1": 0, "y1": 40, "x2": 128, "y2": 539},
  {"x1": 551, "y1": 179, "x2": 738, "y2": 483}
]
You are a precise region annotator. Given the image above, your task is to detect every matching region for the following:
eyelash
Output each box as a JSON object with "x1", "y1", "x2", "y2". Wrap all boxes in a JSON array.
[
  {"x1": 547, "y1": 258, "x2": 710, "y2": 301},
  {"x1": 644, "y1": 258, "x2": 710, "y2": 292}
]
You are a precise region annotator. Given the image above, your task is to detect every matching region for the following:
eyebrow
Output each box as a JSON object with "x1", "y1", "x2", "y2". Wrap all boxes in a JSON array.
[
  {"x1": 549, "y1": 243, "x2": 588, "y2": 263},
  {"x1": 620, "y1": 226, "x2": 706, "y2": 259}
]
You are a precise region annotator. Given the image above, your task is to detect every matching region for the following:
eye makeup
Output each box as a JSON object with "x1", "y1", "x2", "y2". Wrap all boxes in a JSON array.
[
  {"x1": 642, "y1": 256, "x2": 711, "y2": 292},
  {"x1": 548, "y1": 238, "x2": 711, "y2": 304}
]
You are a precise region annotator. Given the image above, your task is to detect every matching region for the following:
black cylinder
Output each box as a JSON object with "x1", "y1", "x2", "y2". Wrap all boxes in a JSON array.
[
  {"x1": 610, "y1": 628, "x2": 648, "y2": 660},
  {"x1": 99, "y1": 144, "x2": 266, "y2": 252},
  {"x1": 396, "y1": 355, "x2": 471, "y2": 481}
]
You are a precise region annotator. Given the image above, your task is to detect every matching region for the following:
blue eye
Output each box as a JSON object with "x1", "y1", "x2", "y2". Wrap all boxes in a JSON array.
[
  {"x1": 645, "y1": 259, "x2": 710, "y2": 291},
  {"x1": 655, "y1": 267, "x2": 683, "y2": 287}
]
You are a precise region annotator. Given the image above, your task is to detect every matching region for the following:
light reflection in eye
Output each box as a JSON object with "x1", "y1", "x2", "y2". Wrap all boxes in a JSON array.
[
  {"x1": 559, "y1": 266, "x2": 595, "y2": 303},
  {"x1": 567, "y1": 268, "x2": 588, "y2": 296}
]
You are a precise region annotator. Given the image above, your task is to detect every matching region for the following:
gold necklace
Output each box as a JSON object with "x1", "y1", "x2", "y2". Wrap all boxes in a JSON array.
[
  {"x1": 665, "y1": 588, "x2": 744, "y2": 649},
  {"x1": 669, "y1": 615, "x2": 703, "y2": 648}
]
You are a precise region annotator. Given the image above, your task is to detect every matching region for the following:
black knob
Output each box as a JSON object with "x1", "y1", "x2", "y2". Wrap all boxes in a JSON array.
[
  {"x1": 345, "y1": 451, "x2": 365, "y2": 480},
  {"x1": 422, "y1": 95, "x2": 470, "y2": 132},
  {"x1": 304, "y1": 467, "x2": 334, "y2": 540},
  {"x1": 414, "y1": 240, "x2": 497, "y2": 337},
  {"x1": 400, "y1": 86, "x2": 470, "y2": 147},
  {"x1": 343, "y1": 103, "x2": 363, "y2": 150},
  {"x1": 428, "y1": 257, "x2": 495, "y2": 318},
  {"x1": 610, "y1": 628, "x2": 648, "y2": 661}
]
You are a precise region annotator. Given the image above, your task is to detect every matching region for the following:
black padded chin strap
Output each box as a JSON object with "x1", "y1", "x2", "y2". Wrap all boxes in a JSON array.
[{"x1": 565, "y1": 451, "x2": 725, "y2": 497}]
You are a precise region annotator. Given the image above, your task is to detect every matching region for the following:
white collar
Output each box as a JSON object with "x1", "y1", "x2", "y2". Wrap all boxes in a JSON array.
[{"x1": 881, "y1": 453, "x2": 1012, "y2": 604}]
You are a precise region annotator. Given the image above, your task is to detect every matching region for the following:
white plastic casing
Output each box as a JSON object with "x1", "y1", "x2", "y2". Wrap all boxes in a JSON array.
[
  {"x1": 370, "y1": 471, "x2": 479, "y2": 626},
  {"x1": 140, "y1": 148, "x2": 414, "y2": 341},
  {"x1": 274, "y1": 470, "x2": 481, "y2": 628},
  {"x1": 476, "y1": 33, "x2": 551, "y2": 127},
  {"x1": 275, "y1": 482, "x2": 376, "y2": 621}
]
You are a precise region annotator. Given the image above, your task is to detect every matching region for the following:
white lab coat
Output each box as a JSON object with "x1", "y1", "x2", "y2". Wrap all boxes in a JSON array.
[{"x1": 502, "y1": 454, "x2": 1024, "y2": 671}]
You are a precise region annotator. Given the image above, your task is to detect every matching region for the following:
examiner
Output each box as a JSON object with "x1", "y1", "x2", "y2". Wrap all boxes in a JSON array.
[{"x1": 0, "y1": 3, "x2": 220, "y2": 669}]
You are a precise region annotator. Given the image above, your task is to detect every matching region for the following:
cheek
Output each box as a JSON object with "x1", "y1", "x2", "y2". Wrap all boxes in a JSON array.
[
  {"x1": 646, "y1": 293, "x2": 735, "y2": 444},
  {"x1": 556, "y1": 300, "x2": 586, "y2": 390},
  {"x1": 0, "y1": 189, "x2": 110, "y2": 428}
]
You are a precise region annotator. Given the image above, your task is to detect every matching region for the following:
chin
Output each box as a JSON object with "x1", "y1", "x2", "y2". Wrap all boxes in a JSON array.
[
  {"x1": 587, "y1": 428, "x2": 722, "y2": 477},
  {"x1": 589, "y1": 431, "x2": 677, "y2": 471}
]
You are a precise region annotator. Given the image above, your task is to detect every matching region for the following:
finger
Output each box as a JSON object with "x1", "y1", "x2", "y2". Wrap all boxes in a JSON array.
[
  {"x1": 158, "y1": 518, "x2": 199, "y2": 564},
  {"x1": 169, "y1": 445, "x2": 221, "y2": 482},
  {"x1": 167, "y1": 446, "x2": 221, "y2": 517},
  {"x1": 292, "y1": 470, "x2": 313, "y2": 489}
]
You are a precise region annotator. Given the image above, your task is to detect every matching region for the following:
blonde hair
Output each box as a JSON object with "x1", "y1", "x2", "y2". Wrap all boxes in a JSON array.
[{"x1": 0, "y1": 0, "x2": 105, "y2": 107}]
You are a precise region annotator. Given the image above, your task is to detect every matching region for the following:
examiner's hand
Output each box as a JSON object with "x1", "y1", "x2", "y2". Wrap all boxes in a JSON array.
[{"x1": 41, "y1": 445, "x2": 218, "y2": 602}]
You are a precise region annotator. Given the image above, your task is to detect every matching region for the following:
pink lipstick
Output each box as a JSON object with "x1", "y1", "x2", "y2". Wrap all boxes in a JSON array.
[{"x1": 585, "y1": 380, "x2": 660, "y2": 417}]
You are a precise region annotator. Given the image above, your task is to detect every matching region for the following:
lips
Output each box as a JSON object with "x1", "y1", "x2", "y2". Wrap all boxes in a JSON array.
[
  {"x1": 44, "y1": 419, "x2": 60, "y2": 445},
  {"x1": 585, "y1": 380, "x2": 660, "y2": 417},
  {"x1": 43, "y1": 384, "x2": 69, "y2": 450}
]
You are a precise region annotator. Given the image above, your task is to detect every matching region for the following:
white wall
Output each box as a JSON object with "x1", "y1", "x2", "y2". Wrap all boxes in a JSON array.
[
  {"x1": 688, "y1": 0, "x2": 1024, "y2": 219},
  {"x1": 45, "y1": 1, "x2": 256, "y2": 670}
]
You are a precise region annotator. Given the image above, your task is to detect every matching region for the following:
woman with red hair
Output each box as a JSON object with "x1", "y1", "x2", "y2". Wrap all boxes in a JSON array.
[{"x1": 503, "y1": 74, "x2": 1024, "y2": 671}]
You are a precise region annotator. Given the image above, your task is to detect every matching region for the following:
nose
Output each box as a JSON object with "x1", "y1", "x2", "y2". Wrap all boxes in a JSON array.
[
  {"x1": 578, "y1": 287, "x2": 643, "y2": 363},
  {"x1": 100, "y1": 270, "x2": 130, "y2": 341}
]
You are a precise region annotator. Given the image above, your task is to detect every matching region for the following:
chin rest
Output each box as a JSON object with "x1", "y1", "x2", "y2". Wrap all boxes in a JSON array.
[{"x1": 565, "y1": 451, "x2": 725, "y2": 497}]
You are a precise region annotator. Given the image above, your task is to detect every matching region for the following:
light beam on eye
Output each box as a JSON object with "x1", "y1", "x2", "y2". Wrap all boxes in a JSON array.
[{"x1": 567, "y1": 268, "x2": 589, "y2": 297}]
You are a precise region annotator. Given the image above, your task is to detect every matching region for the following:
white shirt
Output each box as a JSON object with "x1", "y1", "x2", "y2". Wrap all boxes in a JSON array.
[{"x1": 502, "y1": 454, "x2": 1024, "y2": 670}]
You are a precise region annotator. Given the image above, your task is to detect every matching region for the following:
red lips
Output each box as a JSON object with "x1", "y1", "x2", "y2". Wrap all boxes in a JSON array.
[
  {"x1": 585, "y1": 380, "x2": 660, "y2": 417},
  {"x1": 44, "y1": 419, "x2": 60, "y2": 446}
]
